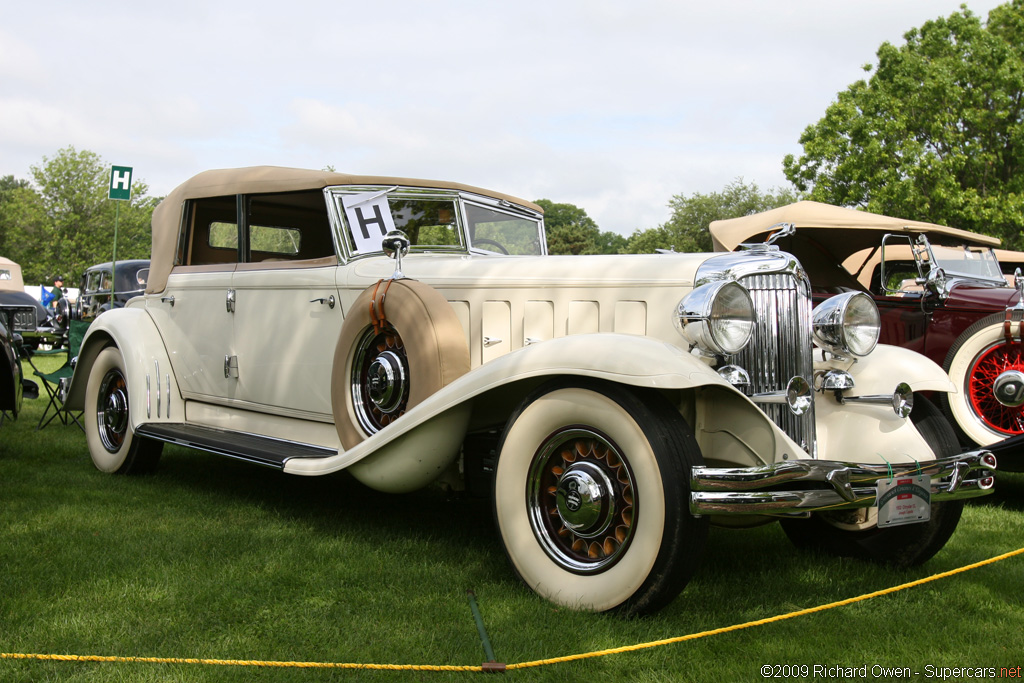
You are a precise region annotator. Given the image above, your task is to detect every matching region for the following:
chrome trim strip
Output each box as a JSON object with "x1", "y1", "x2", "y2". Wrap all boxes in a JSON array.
[
  {"x1": 155, "y1": 361, "x2": 160, "y2": 419},
  {"x1": 689, "y1": 450, "x2": 996, "y2": 516}
]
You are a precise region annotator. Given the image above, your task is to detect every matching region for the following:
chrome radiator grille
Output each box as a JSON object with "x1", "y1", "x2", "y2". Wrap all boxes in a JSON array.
[{"x1": 731, "y1": 272, "x2": 816, "y2": 455}]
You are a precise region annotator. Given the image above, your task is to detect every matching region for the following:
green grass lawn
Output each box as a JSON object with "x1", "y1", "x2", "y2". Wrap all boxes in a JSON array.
[{"x1": 2, "y1": 355, "x2": 1023, "y2": 681}]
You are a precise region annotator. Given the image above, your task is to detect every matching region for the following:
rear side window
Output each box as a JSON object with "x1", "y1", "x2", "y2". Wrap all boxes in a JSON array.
[{"x1": 177, "y1": 191, "x2": 333, "y2": 266}]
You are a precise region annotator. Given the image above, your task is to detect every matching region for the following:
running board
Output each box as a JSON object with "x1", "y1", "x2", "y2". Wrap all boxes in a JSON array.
[{"x1": 134, "y1": 423, "x2": 338, "y2": 470}]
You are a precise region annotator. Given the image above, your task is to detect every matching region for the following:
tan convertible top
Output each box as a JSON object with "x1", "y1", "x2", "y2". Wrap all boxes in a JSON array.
[
  {"x1": 148, "y1": 166, "x2": 543, "y2": 294},
  {"x1": 0, "y1": 256, "x2": 24, "y2": 292},
  {"x1": 709, "y1": 201, "x2": 1000, "y2": 254}
]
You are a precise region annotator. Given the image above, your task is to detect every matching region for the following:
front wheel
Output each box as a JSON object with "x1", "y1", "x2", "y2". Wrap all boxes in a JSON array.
[
  {"x1": 492, "y1": 379, "x2": 708, "y2": 615},
  {"x1": 84, "y1": 346, "x2": 163, "y2": 474},
  {"x1": 941, "y1": 313, "x2": 1024, "y2": 446},
  {"x1": 780, "y1": 397, "x2": 963, "y2": 568}
]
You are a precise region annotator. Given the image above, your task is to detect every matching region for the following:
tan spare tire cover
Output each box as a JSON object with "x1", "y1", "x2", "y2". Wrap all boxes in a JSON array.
[{"x1": 333, "y1": 278, "x2": 470, "y2": 450}]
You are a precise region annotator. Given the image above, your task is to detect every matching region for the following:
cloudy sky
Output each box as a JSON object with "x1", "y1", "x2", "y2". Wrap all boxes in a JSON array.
[{"x1": 0, "y1": 0, "x2": 1008, "y2": 236}]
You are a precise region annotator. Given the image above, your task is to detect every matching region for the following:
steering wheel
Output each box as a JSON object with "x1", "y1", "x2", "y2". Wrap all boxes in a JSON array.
[{"x1": 472, "y1": 238, "x2": 509, "y2": 255}]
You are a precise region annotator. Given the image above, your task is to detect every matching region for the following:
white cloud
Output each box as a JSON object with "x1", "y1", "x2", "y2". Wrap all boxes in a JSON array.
[{"x1": 0, "y1": 0, "x2": 1008, "y2": 234}]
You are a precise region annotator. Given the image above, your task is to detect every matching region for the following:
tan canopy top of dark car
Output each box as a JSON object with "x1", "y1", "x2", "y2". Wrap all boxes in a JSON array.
[
  {"x1": 709, "y1": 200, "x2": 1000, "y2": 254},
  {"x1": 147, "y1": 166, "x2": 543, "y2": 294},
  {"x1": 708, "y1": 201, "x2": 1002, "y2": 294},
  {"x1": 0, "y1": 256, "x2": 25, "y2": 292}
]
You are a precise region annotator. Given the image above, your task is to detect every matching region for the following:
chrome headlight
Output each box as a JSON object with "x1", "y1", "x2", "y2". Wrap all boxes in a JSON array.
[
  {"x1": 812, "y1": 292, "x2": 880, "y2": 358},
  {"x1": 676, "y1": 281, "x2": 754, "y2": 355}
]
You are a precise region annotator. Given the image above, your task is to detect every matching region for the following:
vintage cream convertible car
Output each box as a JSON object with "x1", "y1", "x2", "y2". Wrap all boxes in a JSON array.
[{"x1": 66, "y1": 167, "x2": 997, "y2": 615}]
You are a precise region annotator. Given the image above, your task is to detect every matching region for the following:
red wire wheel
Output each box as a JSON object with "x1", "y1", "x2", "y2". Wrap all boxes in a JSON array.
[
  {"x1": 942, "y1": 312, "x2": 1024, "y2": 445},
  {"x1": 966, "y1": 340, "x2": 1024, "y2": 436}
]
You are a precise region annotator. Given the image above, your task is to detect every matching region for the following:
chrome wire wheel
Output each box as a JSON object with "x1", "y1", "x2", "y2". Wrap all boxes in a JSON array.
[
  {"x1": 96, "y1": 367, "x2": 130, "y2": 453},
  {"x1": 527, "y1": 428, "x2": 636, "y2": 573},
  {"x1": 351, "y1": 324, "x2": 411, "y2": 435}
]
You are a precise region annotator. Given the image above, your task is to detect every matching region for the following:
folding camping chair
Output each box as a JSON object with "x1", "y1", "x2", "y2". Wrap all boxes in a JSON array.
[{"x1": 30, "y1": 319, "x2": 89, "y2": 431}]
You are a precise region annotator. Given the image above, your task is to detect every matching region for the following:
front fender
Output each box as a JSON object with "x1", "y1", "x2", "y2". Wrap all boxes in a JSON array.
[
  {"x1": 286, "y1": 333, "x2": 773, "y2": 479},
  {"x1": 845, "y1": 343, "x2": 955, "y2": 396},
  {"x1": 65, "y1": 308, "x2": 183, "y2": 426}
]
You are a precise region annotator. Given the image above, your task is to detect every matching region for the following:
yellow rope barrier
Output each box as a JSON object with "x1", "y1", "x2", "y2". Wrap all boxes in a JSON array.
[
  {"x1": 3, "y1": 545, "x2": 1021, "y2": 674},
  {"x1": 0, "y1": 653, "x2": 483, "y2": 672},
  {"x1": 508, "y1": 545, "x2": 1024, "y2": 671}
]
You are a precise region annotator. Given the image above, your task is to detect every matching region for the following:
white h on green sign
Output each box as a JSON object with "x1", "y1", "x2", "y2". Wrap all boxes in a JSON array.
[{"x1": 109, "y1": 165, "x2": 133, "y2": 201}]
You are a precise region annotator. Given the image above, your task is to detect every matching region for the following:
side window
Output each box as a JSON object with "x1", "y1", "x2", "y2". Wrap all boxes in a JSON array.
[
  {"x1": 246, "y1": 191, "x2": 334, "y2": 262},
  {"x1": 465, "y1": 203, "x2": 544, "y2": 255},
  {"x1": 86, "y1": 270, "x2": 106, "y2": 294},
  {"x1": 176, "y1": 191, "x2": 333, "y2": 266},
  {"x1": 337, "y1": 193, "x2": 464, "y2": 256},
  {"x1": 177, "y1": 196, "x2": 238, "y2": 266},
  {"x1": 389, "y1": 198, "x2": 461, "y2": 248}
]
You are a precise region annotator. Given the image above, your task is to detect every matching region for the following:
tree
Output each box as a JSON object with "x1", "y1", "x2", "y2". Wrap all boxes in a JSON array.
[
  {"x1": 16, "y1": 146, "x2": 158, "y2": 285},
  {"x1": 536, "y1": 199, "x2": 621, "y2": 255},
  {"x1": 0, "y1": 177, "x2": 48, "y2": 282},
  {"x1": 783, "y1": 1, "x2": 1024, "y2": 247},
  {"x1": 625, "y1": 178, "x2": 799, "y2": 253}
]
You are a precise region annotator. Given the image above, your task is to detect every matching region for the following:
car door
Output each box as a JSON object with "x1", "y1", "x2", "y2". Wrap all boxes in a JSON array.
[
  {"x1": 146, "y1": 195, "x2": 239, "y2": 401},
  {"x1": 228, "y1": 191, "x2": 343, "y2": 417}
]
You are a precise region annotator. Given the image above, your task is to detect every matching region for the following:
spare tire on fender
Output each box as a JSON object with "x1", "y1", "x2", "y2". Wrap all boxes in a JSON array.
[{"x1": 332, "y1": 278, "x2": 470, "y2": 450}]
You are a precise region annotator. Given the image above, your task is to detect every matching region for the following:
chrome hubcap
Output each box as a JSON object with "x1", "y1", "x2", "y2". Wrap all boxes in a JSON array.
[
  {"x1": 993, "y1": 369, "x2": 1024, "y2": 408},
  {"x1": 527, "y1": 428, "x2": 636, "y2": 574},
  {"x1": 555, "y1": 462, "x2": 616, "y2": 538},
  {"x1": 96, "y1": 369, "x2": 129, "y2": 453},
  {"x1": 352, "y1": 325, "x2": 410, "y2": 434},
  {"x1": 367, "y1": 351, "x2": 406, "y2": 413}
]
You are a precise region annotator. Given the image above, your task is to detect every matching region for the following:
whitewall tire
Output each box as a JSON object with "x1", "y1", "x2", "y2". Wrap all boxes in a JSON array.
[
  {"x1": 493, "y1": 379, "x2": 707, "y2": 615},
  {"x1": 941, "y1": 313, "x2": 1024, "y2": 446},
  {"x1": 84, "y1": 346, "x2": 162, "y2": 474}
]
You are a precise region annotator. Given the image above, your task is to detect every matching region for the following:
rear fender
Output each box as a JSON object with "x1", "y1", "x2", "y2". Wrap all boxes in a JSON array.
[{"x1": 65, "y1": 308, "x2": 183, "y2": 427}]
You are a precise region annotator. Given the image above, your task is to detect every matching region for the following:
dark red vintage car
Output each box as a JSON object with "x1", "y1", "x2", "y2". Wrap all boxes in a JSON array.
[{"x1": 711, "y1": 201, "x2": 1024, "y2": 450}]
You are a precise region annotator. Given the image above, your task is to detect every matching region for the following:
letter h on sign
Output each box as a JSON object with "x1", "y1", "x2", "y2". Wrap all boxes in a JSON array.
[
  {"x1": 342, "y1": 191, "x2": 398, "y2": 254},
  {"x1": 354, "y1": 204, "x2": 387, "y2": 240},
  {"x1": 109, "y1": 166, "x2": 133, "y2": 201}
]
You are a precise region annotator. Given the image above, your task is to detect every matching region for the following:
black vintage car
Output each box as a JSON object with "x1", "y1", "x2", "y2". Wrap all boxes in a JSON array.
[
  {"x1": 0, "y1": 257, "x2": 67, "y2": 349},
  {"x1": 0, "y1": 309, "x2": 39, "y2": 421},
  {"x1": 76, "y1": 260, "x2": 150, "y2": 322}
]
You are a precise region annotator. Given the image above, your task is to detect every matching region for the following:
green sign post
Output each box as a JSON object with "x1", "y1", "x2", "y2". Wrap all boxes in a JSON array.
[{"x1": 108, "y1": 166, "x2": 133, "y2": 301}]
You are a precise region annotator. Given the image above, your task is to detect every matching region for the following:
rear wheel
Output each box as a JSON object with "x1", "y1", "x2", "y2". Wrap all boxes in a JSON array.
[
  {"x1": 493, "y1": 379, "x2": 707, "y2": 615},
  {"x1": 780, "y1": 397, "x2": 963, "y2": 567},
  {"x1": 84, "y1": 346, "x2": 162, "y2": 474}
]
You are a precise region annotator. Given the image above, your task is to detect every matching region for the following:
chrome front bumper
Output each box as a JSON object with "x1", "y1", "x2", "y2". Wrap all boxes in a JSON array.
[{"x1": 690, "y1": 450, "x2": 997, "y2": 516}]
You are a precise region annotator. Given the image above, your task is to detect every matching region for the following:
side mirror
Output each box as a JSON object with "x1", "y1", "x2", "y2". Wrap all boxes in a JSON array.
[{"x1": 382, "y1": 230, "x2": 410, "y2": 280}]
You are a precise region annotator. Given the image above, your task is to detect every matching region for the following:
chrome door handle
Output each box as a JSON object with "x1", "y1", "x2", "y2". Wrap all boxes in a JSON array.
[
  {"x1": 160, "y1": 295, "x2": 175, "y2": 307},
  {"x1": 310, "y1": 295, "x2": 336, "y2": 309}
]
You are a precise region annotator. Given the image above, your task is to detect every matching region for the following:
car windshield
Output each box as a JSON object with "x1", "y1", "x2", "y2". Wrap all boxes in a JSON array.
[{"x1": 926, "y1": 244, "x2": 1005, "y2": 283}]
